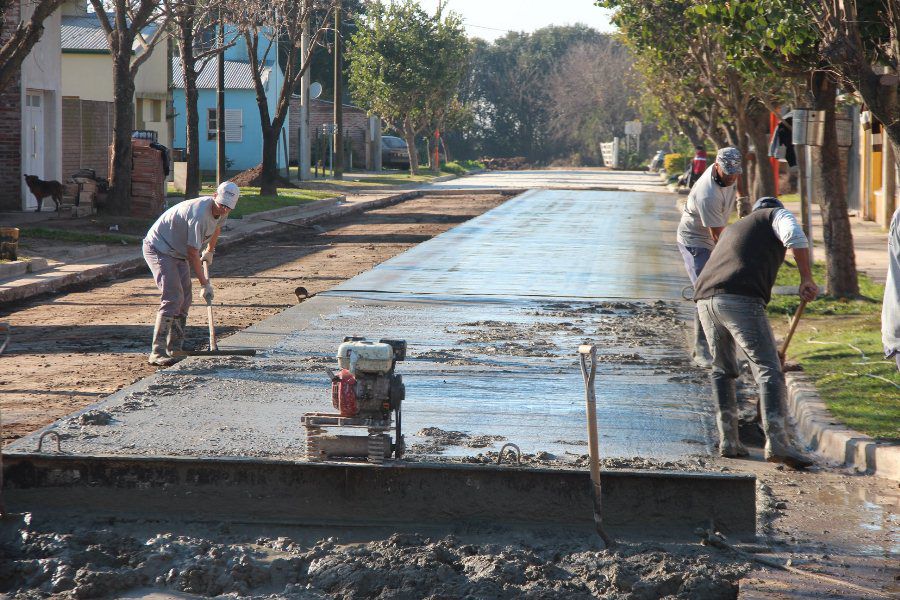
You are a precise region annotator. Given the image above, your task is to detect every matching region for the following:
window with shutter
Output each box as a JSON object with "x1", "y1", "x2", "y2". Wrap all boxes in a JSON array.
[{"x1": 225, "y1": 109, "x2": 243, "y2": 143}]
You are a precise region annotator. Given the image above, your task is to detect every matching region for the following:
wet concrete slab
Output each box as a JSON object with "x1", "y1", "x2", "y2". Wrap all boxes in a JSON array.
[
  {"x1": 430, "y1": 169, "x2": 668, "y2": 194},
  {"x1": 5, "y1": 186, "x2": 756, "y2": 535},
  {"x1": 333, "y1": 189, "x2": 687, "y2": 301},
  {"x1": 9, "y1": 189, "x2": 712, "y2": 462}
]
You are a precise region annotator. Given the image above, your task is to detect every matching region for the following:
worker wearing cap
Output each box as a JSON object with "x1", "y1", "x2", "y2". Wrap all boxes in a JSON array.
[
  {"x1": 677, "y1": 146, "x2": 742, "y2": 367},
  {"x1": 142, "y1": 181, "x2": 240, "y2": 366},
  {"x1": 693, "y1": 197, "x2": 818, "y2": 469}
]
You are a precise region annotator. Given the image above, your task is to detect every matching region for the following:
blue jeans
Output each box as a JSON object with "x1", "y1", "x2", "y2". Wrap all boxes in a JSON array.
[{"x1": 677, "y1": 242, "x2": 711, "y2": 285}]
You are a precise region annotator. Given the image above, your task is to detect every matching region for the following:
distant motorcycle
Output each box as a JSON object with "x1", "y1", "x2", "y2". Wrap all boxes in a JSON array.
[{"x1": 648, "y1": 150, "x2": 665, "y2": 173}]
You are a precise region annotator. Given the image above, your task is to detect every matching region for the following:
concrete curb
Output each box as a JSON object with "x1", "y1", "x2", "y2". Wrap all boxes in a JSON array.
[
  {"x1": 239, "y1": 196, "x2": 345, "y2": 223},
  {"x1": 0, "y1": 190, "x2": 423, "y2": 306},
  {"x1": 785, "y1": 372, "x2": 900, "y2": 481}
]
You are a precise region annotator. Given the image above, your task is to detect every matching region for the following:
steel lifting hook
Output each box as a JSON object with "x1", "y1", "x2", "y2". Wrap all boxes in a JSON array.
[
  {"x1": 37, "y1": 431, "x2": 62, "y2": 453},
  {"x1": 496, "y1": 442, "x2": 521, "y2": 465}
]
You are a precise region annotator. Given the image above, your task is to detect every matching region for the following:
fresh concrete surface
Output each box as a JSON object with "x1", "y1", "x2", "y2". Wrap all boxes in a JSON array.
[
  {"x1": 429, "y1": 169, "x2": 668, "y2": 194},
  {"x1": 9, "y1": 189, "x2": 715, "y2": 462}
]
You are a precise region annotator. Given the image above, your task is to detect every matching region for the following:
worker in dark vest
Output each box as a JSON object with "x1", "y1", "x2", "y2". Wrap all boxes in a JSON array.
[{"x1": 693, "y1": 197, "x2": 818, "y2": 469}]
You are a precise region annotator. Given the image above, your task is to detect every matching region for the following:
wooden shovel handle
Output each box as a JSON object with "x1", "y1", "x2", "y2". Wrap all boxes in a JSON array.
[{"x1": 779, "y1": 298, "x2": 807, "y2": 364}]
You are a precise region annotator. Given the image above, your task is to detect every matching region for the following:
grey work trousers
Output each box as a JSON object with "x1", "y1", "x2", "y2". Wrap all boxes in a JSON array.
[
  {"x1": 697, "y1": 294, "x2": 785, "y2": 412},
  {"x1": 143, "y1": 240, "x2": 192, "y2": 318}
]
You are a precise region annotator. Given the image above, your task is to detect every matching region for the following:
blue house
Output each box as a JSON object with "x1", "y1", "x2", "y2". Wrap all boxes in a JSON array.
[{"x1": 171, "y1": 36, "x2": 287, "y2": 174}]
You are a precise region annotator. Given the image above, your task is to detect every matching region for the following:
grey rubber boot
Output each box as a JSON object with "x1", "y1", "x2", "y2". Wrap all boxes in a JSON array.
[
  {"x1": 167, "y1": 315, "x2": 187, "y2": 355},
  {"x1": 712, "y1": 378, "x2": 748, "y2": 457},
  {"x1": 760, "y1": 388, "x2": 812, "y2": 469},
  {"x1": 149, "y1": 314, "x2": 178, "y2": 367},
  {"x1": 691, "y1": 310, "x2": 714, "y2": 368}
]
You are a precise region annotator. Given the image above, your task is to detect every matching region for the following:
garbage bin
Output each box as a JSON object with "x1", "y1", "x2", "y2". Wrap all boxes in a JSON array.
[{"x1": 0, "y1": 227, "x2": 19, "y2": 261}]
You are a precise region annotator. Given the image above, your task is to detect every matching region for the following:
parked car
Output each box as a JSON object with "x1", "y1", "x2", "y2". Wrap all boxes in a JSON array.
[{"x1": 381, "y1": 135, "x2": 410, "y2": 169}]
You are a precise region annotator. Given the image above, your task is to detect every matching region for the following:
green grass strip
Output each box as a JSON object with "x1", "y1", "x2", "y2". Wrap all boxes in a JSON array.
[
  {"x1": 780, "y1": 314, "x2": 899, "y2": 441},
  {"x1": 19, "y1": 227, "x2": 141, "y2": 245},
  {"x1": 768, "y1": 261, "x2": 885, "y2": 316}
]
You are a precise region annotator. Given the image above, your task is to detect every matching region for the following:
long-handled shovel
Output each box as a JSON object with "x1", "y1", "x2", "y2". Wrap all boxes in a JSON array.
[
  {"x1": 778, "y1": 298, "x2": 808, "y2": 367},
  {"x1": 172, "y1": 263, "x2": 256, "y2": 357},
  {"x1": 204, "y1": 262, "x2": 218, "y2": 352},
  {"x1": 578, "y1": 344, "x2": 616, "y2": 549}
]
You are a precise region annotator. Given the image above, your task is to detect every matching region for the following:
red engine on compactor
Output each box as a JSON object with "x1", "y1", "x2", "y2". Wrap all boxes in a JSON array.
[{"x1": 301, "y1": 337, "x2": 406, "y2": 464}]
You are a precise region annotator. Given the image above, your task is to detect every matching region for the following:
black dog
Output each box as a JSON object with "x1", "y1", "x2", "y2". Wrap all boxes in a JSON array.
[{"x1": 24, "y1": 174, "x2": 64, "y2": 212}]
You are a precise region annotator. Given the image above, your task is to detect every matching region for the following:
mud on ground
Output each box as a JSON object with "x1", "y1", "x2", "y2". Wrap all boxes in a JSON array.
[
  {"x1": 0, "y1": 194, "x2": 508, "y2": 444},
  {"x1": 0, "y1": 515, "x2": 752, "y2": 599}
]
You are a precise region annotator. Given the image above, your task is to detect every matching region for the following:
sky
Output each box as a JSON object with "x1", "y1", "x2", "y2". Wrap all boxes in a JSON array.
[{"x1": 414, "y1": 0, "x2": 615, "y2": 41}]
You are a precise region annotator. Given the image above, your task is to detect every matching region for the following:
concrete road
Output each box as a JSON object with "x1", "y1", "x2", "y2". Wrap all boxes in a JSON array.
[
  {"x1": 11, "y1": 174, "x2": 714, "y2": 462},
  {"x1": 431, "y1": 168, "x2": 668, "y2": 194}
]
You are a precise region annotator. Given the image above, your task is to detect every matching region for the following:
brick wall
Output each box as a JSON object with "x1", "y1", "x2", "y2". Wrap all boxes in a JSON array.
[
  {"x1": 288, "y1": 98, "x2": 369, "y2": 167},
  {"x1": 0, "y1": 2, "x2": 23, "y2": 210},
  {"x1": 62, "y1": 97, "x2": 113, "y2": 180}
]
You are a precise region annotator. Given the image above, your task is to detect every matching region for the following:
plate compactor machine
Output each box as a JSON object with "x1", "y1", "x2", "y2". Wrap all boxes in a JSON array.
[{"x1": 302, "y1": 337, "x2": 406, "y2": 464}]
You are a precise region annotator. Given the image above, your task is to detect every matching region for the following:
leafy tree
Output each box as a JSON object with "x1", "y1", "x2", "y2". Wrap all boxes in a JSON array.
[
  {"x1": 465, "y1": 25, "x2": 604, "y2": 161},
  {"x1": 689, "y1": 0, "x2": 859, "y2": 296},
  {"x1": 348, "y1": 0, "x2": 470, "y2": 174},
  {"x1": 597, "y1": 0, "x2": 780, "y2": 198}
]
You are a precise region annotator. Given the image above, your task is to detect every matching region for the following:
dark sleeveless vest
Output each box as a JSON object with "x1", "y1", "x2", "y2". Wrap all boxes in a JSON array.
[{"x1": 693, "y1": 208, "x2": 786, "y2": 304}]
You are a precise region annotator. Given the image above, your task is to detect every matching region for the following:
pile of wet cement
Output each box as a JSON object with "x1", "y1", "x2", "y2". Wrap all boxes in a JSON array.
[{"x1": 0, "y1": 518, "x2": 751, "y2": 599}]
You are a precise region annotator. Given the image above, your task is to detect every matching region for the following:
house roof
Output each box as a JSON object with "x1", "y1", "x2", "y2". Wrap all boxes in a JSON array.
[
  {"x1": 61, "y1": 13, "x2": 160, "y2": 53},
  {"x1": 172, "y1": 56, "x2": 270, "y2": 90},
  {"x1": 61, "y1": 15, "x2": 109, "y2": 51}
]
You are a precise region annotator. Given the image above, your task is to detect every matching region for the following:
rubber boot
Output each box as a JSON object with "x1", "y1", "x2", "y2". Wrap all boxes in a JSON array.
[
  {"x1": 149, "y1": 314, "x2": 178, "y2": 367},
  {"x1": 167, "y1": 315, "x2": 186, "y2": 356},
  {"x1": 761, "y1": 388, "x2": 812, "y2": 469},
  {"x1": 712, "y1": 378, "x2": 748, "y2": 457},
  {"x1": 691, "y1": 310, "x2": 714, "y2": 368}
]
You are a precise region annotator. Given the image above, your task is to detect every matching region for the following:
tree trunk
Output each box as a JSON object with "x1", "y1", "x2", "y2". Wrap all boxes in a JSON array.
[
  {"x1": 809, "y1": 72, "x2": 859, "y2": 298},
  {"x1": 403, "y1": 120, "x2": 419, "y2": 175},
  {"x1": 260, "y1": 125, "x2": 279, "y2": 196},
  {"x1": 184, "y1": 72, "x2": 201, "y2": 199},
  {"x1": 177, "y1": 16, "x2": 201, "y2": 199},
  {"x1": 107, "y1": 46, "x2": 136, "y2": 215},
  {"x1": 748, "y1": 101, "x2": 776, "y2": 200},
  {"x1": 733, "y1": 112, "x2": 750, "y2": 198}
]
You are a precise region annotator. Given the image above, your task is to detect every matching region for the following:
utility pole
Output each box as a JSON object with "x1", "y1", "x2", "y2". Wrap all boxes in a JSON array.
[
  {"x1": 216, "y1": 10, "x2": 226, "y2": 184},
  {"x1": 333, "y1": 0, "x2": 343, "y2": 180},
  {"x1": 299, "y1": 1, "x2": 311, "y2": 180}
]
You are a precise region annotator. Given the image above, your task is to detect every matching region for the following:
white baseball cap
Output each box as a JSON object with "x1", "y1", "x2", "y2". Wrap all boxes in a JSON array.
[{"x1": 215, "y1": 181, "x2": 240, "y2": 209}]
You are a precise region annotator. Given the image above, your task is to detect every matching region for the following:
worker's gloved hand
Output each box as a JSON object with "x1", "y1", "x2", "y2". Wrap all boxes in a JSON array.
[
  {"x1": 799, "y1": 279, "x2": 818, "y2": 302},
  {"x1": 202, "y1": 282, "x2": 214, "y2": 304},
  {"x1": 201, "y1": 248, "x2": 214, "y2": 267}
]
